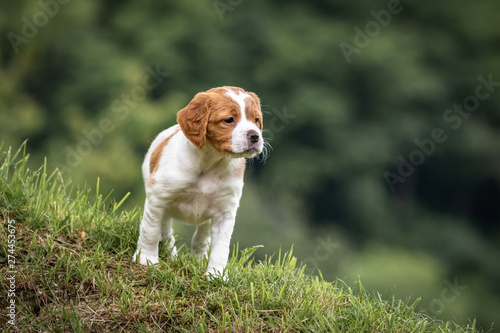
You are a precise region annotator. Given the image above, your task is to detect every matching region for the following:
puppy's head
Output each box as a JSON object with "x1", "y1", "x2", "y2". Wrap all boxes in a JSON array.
[{"x1": 177, "y1": 86, "x2": 264, "y2": 158}]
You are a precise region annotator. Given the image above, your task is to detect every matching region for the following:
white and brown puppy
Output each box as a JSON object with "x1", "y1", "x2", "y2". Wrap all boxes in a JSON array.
[{"x1": 133, "y1": 86, "x2": 264, "y2": 277}]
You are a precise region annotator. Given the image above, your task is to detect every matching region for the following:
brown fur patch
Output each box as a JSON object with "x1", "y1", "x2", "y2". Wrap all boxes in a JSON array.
[
  {"x1": 148, "y1": 128, "x2": 181, "y2": 187},
  {"x1": 245, "y1": 92, "x2": 263, "y2": 130},
  {"x1": 206, "y1": 91, "x2": 241, "y2": 155},
  {"x1": 177, "y1": 93, "x2": 211, "y2": 149}
]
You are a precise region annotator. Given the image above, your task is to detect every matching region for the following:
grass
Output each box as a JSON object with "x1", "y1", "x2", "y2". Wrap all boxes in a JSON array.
[{"x1": 0, "y1": 143, "x2": 480, "y2": 332}]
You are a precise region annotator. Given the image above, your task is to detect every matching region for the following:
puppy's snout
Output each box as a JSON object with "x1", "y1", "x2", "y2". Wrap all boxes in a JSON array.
[{"x1": 248, "y1": 130, "x2": 260, "y2": 144}]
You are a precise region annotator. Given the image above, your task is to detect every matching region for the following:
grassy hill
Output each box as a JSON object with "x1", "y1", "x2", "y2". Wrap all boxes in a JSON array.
[{"x1": 0, "y1": 144, "x2": 480, "y2": 332}]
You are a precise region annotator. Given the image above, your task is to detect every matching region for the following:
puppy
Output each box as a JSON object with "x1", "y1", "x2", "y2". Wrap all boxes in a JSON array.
[{"x1": 133, "y1": 86, "x2": 264, "y2": 277}]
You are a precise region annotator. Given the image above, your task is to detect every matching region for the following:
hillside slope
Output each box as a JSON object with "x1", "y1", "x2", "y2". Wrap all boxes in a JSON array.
[{"x1": 0, "y1": 144, "x2": 479, "y2": 332}]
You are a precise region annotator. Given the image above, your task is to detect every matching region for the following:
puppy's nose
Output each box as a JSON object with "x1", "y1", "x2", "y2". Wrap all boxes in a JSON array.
[{"x1": 248, "y1": 130, "x2": 260, "y2": 143}]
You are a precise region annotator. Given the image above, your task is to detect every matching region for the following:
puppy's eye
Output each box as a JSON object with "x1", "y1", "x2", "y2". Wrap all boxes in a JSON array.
[
  {"x1": 255, "y1": 117, "x2": 260, "y2": 124},
  {"x1": 223, "y1": 117, "x2": 235, "y2": 124}
]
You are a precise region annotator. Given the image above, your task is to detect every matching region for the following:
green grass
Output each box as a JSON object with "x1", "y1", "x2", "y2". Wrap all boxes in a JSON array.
[{"x1": 0, "y1": 143, "x2": 480, "y2": 332}]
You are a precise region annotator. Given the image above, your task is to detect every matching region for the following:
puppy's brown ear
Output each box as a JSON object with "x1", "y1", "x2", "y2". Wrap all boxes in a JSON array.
[{"x1": 177, "y1": 92, "x2": 211, "y2": 149}]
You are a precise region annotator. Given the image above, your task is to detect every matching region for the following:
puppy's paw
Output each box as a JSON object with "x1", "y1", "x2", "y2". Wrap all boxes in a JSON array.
[
  {"x1": 205, "y1": 266, "x2": 227, "y2": 282},
  {"x1": 168, "y1": 246, "x2": 178, "y2": 257},
  {"x1": 195, "y1": 251, "x2": 208, "y2": 260},
  {"x1": 133, "y1": 250, "x2": 159, "y2": 266}
]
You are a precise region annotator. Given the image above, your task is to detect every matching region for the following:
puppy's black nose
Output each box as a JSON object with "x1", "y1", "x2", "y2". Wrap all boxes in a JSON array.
[{"x1": 248, "y1": 131, "x2": 260, "y2": 143}]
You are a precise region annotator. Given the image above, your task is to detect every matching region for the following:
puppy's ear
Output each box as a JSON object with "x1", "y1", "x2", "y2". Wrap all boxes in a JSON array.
[{"x1": 177, "y1": 92, "x2": 211, "y2": 149}]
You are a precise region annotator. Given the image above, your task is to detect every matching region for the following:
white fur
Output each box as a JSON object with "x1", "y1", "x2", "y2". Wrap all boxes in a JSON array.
[{"x1": 133, "y1": 89, "x2": 263, "y2": 278}]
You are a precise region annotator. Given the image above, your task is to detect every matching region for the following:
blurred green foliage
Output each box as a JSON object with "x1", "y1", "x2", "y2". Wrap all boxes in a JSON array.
[{"x1": 1, "y1": 0, "x2": 499, "y2": 330}]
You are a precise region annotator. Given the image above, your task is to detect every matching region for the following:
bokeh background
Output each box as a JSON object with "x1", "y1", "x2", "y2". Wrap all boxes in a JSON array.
[{"x1": 1, "y1": 0, "x2": 499, "y2": 330}]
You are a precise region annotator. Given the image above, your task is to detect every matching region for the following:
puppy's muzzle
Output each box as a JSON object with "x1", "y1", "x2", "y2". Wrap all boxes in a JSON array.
[{"x1": 247, "y1": 130, "x2": 260, "y2": 144}]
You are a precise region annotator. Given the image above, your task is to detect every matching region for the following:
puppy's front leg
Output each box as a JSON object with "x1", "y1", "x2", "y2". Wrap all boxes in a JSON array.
[
  {"x1": 133, "y1": 197, "x2": 165, "y2": 265},
  {"x1": 206, "y1": 211, "x2": 236, "y2": 277}
]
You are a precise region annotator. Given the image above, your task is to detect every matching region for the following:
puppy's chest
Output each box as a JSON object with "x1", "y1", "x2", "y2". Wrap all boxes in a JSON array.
[
  {"x1": 185, "y1": 175, "x2": 219, "y2": 204},
  {"x1": 167, "y1": 172, "x2": 239, "y2": 224}
]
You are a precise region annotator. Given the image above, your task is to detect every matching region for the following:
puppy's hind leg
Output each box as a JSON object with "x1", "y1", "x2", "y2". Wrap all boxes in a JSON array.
[
  {"x1": 161, "y1": 216, "x2": 177, "y2": 257},
  {"x1": 192, "y1": 220, "x2": 211, "y2": 259}
]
